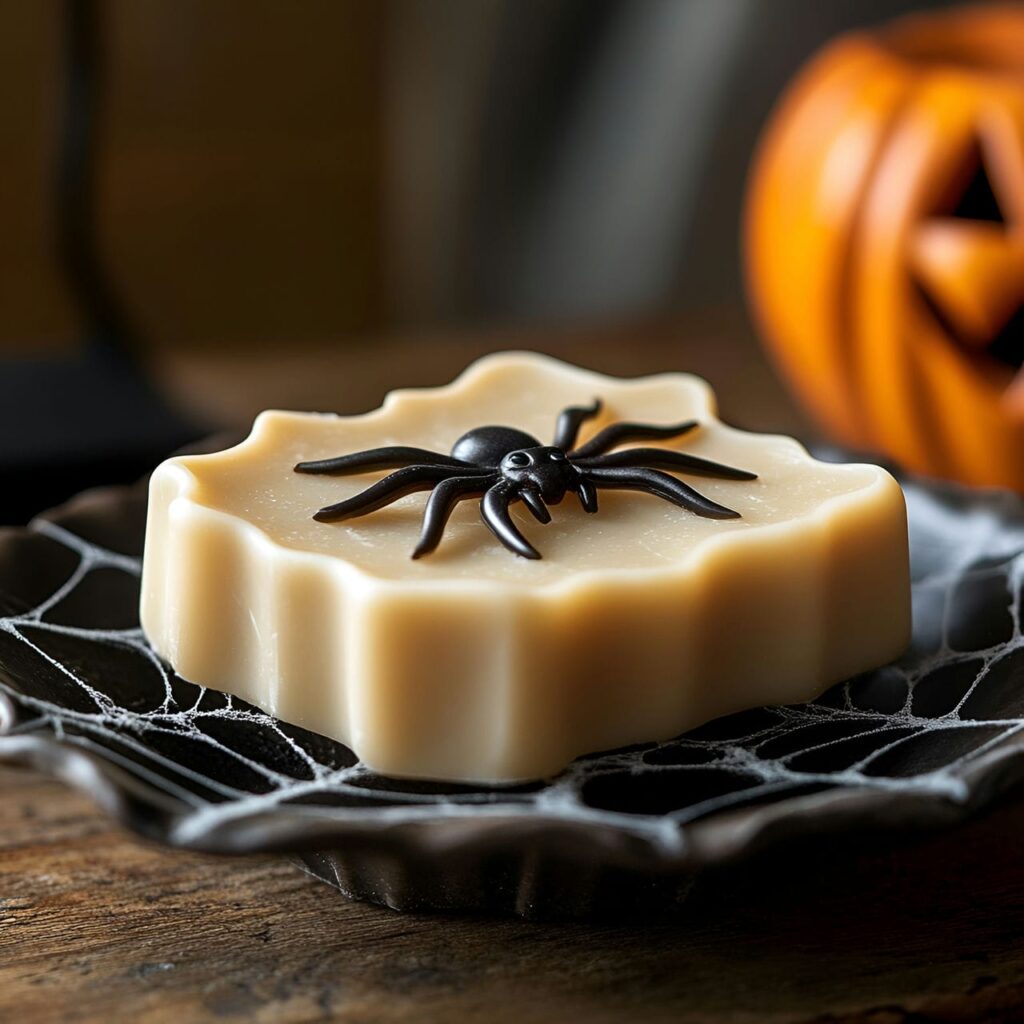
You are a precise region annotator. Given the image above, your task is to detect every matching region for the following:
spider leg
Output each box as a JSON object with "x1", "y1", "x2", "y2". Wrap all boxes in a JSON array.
[
  {"x1": 552, "y1": 398, "x2": 602, "y2": 451},
  {"x1": 312, "y1": 465, "x2": 464, "y2": 522},
  {"x1": 570, "y1": 419, "x2": 698, "y2": 459},
  {"x1": 584, "y1": 467, "x2": 740, "y2": 520},
  {"x1": 576, "y1": 447, "x2": 756, "y2": 480},
  {"x1": 576, "y1": 477, "x2": 598, "y2": 513},
  {"x1": 481, "y1": 482, "x2": 541, "y2": 559},
  {"x1": 411, "y1": 475, "x2": 497, "y2": 559},
  {"x1": 296, "y1": 446, "x2": 478, "y2": 475},
  {"x1": 520, "y1": 486, "x2": 552, "y2": 524}
]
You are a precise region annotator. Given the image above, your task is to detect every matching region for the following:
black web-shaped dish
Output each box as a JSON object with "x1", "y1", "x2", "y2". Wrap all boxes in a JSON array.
[{"x1": 3, "y1": 464, "x2": 1024, "y2": 917}]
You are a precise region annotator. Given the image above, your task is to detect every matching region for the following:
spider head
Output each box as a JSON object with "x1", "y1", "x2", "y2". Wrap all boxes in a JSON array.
[{"x1": 500, "y1": 446, "x2": 574, "y2": 503}]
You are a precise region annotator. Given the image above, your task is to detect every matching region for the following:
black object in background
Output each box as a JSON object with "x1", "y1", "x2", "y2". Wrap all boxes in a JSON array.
[{"x1": 0, "y1": 0, "x2": 199, "y2": 526}]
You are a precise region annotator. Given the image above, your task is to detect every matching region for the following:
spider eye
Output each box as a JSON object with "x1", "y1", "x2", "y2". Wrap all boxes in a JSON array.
[
  {"x1": 506, "y1": 451, "x2": 530, "y2": 467},
  {"x1": 549, "y1": 450, "x2": 566, "y2": 461}
]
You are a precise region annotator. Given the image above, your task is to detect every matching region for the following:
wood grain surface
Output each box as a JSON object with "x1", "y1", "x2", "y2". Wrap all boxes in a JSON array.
[{"x1": 4, "y1": 764, "x2": 1024, "y2": 1023}]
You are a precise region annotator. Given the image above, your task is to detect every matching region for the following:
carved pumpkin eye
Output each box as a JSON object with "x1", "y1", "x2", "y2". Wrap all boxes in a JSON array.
[{"x1": 506, "y1": 452, "x2": 530, "y2": 467}]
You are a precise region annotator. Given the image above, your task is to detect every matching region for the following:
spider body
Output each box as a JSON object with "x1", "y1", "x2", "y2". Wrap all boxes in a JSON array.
[
  {"x1": 451, "y1": 425, "x2": 538, "y2": 464},
  {"x1": 295, "y1": 400, "x2": 756, "y2": 559}
]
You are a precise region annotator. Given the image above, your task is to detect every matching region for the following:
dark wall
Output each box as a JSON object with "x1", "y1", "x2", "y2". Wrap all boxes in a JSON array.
[
  {"x1": 0, "y1": 0, "x2": 959, "y2": 353},
  {"x1": 467, "y1": 0, "x2": 960, "y2": 322}
]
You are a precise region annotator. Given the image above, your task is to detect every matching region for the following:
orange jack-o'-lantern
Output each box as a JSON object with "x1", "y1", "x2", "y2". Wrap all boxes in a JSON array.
[{"x1": 745, "y1": 3, "x2": 1024, "y2": 490}]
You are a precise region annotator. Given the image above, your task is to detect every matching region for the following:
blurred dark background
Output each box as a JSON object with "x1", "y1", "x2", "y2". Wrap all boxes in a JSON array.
[{"x1": 0, "y1": 0, "x2": 960, "y2": 522}]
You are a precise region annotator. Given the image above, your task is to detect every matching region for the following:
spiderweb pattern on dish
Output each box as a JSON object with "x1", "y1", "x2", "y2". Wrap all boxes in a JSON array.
[{"x1": 1, "y1": 478, "x2": 1023, "y2": 855}]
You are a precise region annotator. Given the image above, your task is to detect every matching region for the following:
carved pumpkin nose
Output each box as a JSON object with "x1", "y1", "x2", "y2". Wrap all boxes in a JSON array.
[{"x1": 910, "y1": 221, "x2": 1024, "y2": 350}]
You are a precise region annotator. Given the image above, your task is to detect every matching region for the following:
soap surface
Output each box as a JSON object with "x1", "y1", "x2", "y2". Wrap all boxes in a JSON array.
[{"x1": 140, "y1": 352, "x2": 911, "y2": 782}]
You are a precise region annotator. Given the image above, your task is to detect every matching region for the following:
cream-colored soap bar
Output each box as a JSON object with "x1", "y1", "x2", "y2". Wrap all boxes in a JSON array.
[{"x1": 140, "y1": 352, "x2": 910, "y2": 783}]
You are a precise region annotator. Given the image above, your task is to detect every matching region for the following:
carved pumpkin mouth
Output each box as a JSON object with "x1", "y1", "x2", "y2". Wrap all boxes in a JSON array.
[
  {"x1": 917, "y1": 282, "x2": 1024, "y2": 374},
  {"x1": 988, "y1": 306, "x2": 1024, "y2": 371}
]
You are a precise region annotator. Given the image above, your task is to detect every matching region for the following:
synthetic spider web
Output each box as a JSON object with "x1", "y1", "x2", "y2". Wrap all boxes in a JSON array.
[{"x1": 2, "y1": 472, "x2": 1024, "y2": 862}]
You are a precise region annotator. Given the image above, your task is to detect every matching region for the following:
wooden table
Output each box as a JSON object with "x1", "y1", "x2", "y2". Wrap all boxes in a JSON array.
[
  {"x1": 5, "y1": 766, "x2": 1024, "y2": 1023},
  {"x1": 5, "y1": 318, "x2": 1024, "y2": 1022}
]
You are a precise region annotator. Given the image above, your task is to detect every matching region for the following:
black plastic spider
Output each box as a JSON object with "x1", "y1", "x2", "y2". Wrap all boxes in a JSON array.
[{"x1": 294, "y1": 399, "x2": 756, "y2": 559}]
